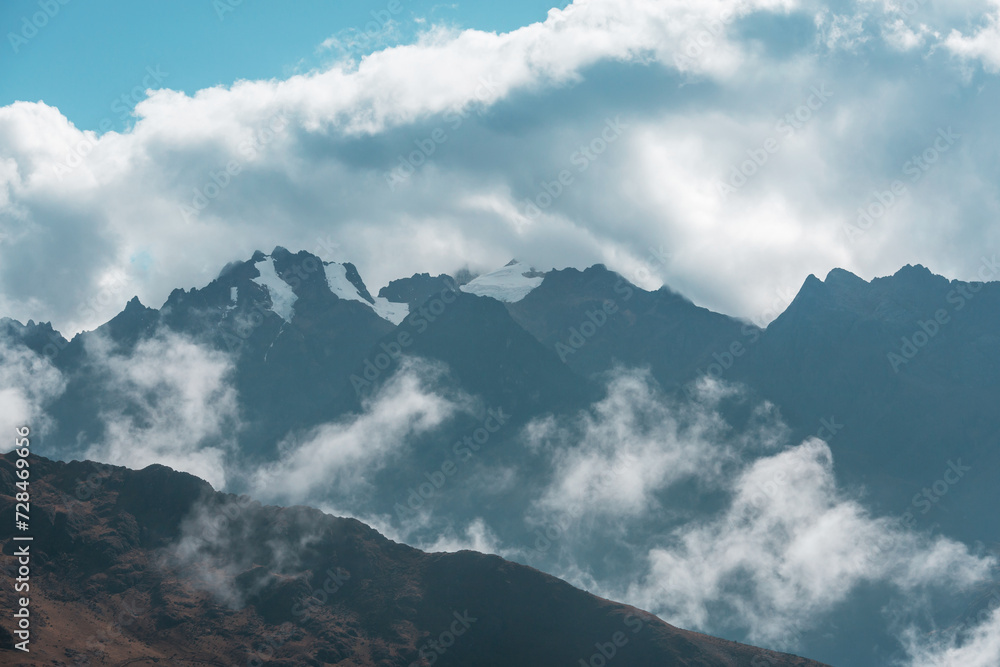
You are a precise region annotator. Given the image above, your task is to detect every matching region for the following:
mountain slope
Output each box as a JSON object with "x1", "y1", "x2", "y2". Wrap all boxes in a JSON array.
[
  {"x1": 0, "y1": 453, "x2": 827, "y2": 667},
  {"x1": 378, "y1": 273, "x2": 459, "y2": 312},
  {"x1": 29, "y1": 248, "x2": 402, "y2": 459},
  {"x1": 358, "y1": 288, "x2": 597, "y2": 419},
  {"x1": 732, "y1": 265, "x2": 1000, "y2": 542},
  {"x1": 507, "y1": 265, "x2": 751, "y2": 391}
]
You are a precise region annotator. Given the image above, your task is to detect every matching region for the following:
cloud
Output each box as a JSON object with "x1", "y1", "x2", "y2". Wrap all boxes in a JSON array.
[
  {"x1": 250, "y1": 358, "x2": 468, "y2": 506},
  {"x1": 83, "y1": 332, "x2": 239, "y2": 489},
  {"x1": 163, "y1": 495, "x2": 325, "y2": 608},
  {"x1": 163, "y1": 497, "x2": 262, "y2": 608},
  {"x1": 10, "y1": 0, "x2": 1000, "y2": 338},
  {"x1": 511, "y1": 369, "x2": 999, "y2": 656},
  {"x1": 526, "y1": 370, "x2": 783, "y2": 527},
  {"x1": 944, "y1": 3, "x2": 1000, "y2": 73},
  {"x1": 901, "y1": 600, "x2": 1000, "y2": 667},
  {"x1": 0, "y1": 333, "x2": 66, "y2": 438},
  {"x1": 626, "y1": 438, "x2": 995, "y2": 647},
  {"x1": 881, "y1": 18, "x2": 935, "y2": 51},
  {"x1": 417, "y1": 517, "x2": 514, "y2": 556},
  {"x1": 817, "y1": 10, "x2": 871, "y2": 51}
]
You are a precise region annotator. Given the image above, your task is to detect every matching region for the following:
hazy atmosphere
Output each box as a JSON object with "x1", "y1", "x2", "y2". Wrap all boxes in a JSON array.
[{"x1": 2, "y1": 1, "x2": 999, "y2": 666}]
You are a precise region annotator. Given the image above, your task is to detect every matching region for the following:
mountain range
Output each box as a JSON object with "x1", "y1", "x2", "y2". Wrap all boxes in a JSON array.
[{"x1": 2, "y1": 247, "x2": 999, "y2": 666}]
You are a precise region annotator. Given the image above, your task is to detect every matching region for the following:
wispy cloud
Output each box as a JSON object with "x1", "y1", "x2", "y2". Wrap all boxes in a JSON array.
[
  {"x1": 0, "y1": 333, "x2": 66, "y2": 437},
  {"x1": 518, "y1": 369, "x2": 997, "y2": 657},
  {"x1": 902, "y1": 602, "x2": 1000, "y2": 667},
  {"x1": 83, "y1": 332, "x2": 240, "y2": 489},
  {"x1": 628, "y1": 438, "x2": 994, "y2": 647},
  {"x1": 417, "y1": 517, "x2": 514, "y2": 556},
  {"x1": 944, "y1": 2, "x2": 1000, "y2": 73},
  {"x1": 526, "y1": 371, "x2": 781, "y2": 527},
  {"x1": 250, "y1": 358, "x2": 470, "y2": 506},
  {"x1": 163, "y1": 495, "x2": 325, "y2": 608}
]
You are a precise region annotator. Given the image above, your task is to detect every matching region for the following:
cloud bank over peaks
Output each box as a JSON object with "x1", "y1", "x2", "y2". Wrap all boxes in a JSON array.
[{"x1": 5, "y1": 0, "x2": 1000, "y2": 336}]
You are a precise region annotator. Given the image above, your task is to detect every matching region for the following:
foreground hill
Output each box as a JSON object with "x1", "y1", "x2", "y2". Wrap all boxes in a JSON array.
[{"x1": 0, "y1": 453, "x2": 826, "y2": 666}]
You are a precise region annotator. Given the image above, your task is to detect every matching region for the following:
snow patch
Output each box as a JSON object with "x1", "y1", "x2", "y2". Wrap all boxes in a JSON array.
[
  {"x1": 460, "y1": 261, "x2": 545, "y2": 302},
  {"x1": 252, "y1": 257, "x2": 297, "y2": 323},
  {"x1": 325, "y1": 262, "x2": 364, "y2": 301},
  {"x1": 325, "y1": 262, "x2": 408, "y2": 325},
  {"x1": 371, "y1": 299, "x2": 410, "y2": 326},
  {"x1": 225, "y1": 286, "x2": 239, "y2": 312}
]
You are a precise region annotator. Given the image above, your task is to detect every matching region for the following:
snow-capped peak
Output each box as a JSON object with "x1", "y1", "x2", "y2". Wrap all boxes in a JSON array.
[
  {"x1": 251, "y1": 255, "x2": 297, "y2": 323},
  {"x1": 460, "y1": 260, "x2": 545, "y2": 302},
  {"x1": 325, "y1": 261, "x2": 409, "y2": 325}
]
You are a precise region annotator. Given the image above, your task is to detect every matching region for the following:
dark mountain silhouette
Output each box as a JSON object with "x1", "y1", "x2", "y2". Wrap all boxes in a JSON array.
[
  {"x1": 507, "y1": 265, "x2": 751, "y2": 392},
  {"x1": 728, "y1": 265, "x2": 1000, "y2": 542},
  {"x1": 4, "y1": 252, "x2": 999, "y2": 667},
  {"x1": 378, "y1": 273, "x2": 459, "y2": 312},
  {"x1": 360, "y1": 289, "x2": 597, "y2": 417},
  {"x1": 9, "y1": 254, "x2": 999, "y2": 543},
  {"x1": 26, "y1": 248, "x2": 399, "y2": 460},
  {"x1": 503, "y1": 261, "x2": 1000, "y2": 545},
  {"x1": 0, "y1": 318, "x2": 69, "y2": 360}
]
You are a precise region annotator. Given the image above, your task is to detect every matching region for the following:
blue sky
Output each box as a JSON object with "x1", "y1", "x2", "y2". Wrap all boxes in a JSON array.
[{"x1": 1, "y1": 0, "x2": 570, "y2": 131}]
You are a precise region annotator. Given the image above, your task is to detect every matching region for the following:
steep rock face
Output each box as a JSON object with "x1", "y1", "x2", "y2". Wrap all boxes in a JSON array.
[
  {"x1": 731, "y1": 266, "x2": 1000, "y2": 541},
  {"x1": 378, "y1": 273, "x2": 459, "y2": 312},
  {"x1": 30, "y1": 248, "x2": 399, "y2": 460},
  {"x1": 0, "y1": 453, "x2": 828, "y2": 666},
  {"x1": 360, "y1": 290, "x2": 598, "y2": 418},
  {"x1": 0, "y1": 318, "x2": 69, "y2": 360},
  {"x1": 7, "y1": 257, "x2": 1000, "y2": 546}
]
